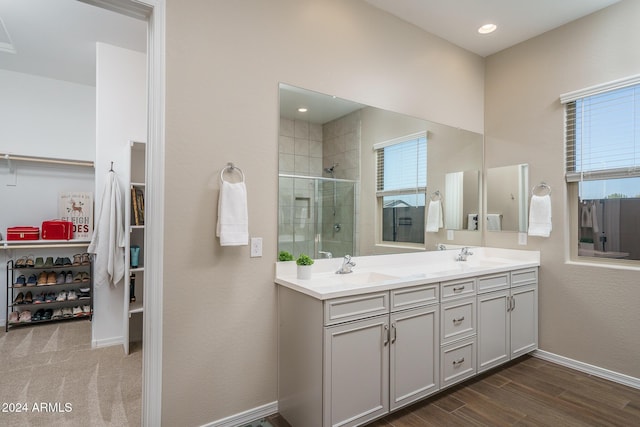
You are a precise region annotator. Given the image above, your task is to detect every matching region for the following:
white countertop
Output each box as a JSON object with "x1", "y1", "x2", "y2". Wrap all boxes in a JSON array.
[{"x1": 275, "y1": 247, "x2": 540, "y2": 300}]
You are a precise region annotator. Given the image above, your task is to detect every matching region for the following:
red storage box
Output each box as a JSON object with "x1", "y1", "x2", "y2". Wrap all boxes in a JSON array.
[
  {"x1": 41, "y1": 220, "x2": 74, "y2": 240},
  {"x1": 7, "y1": 226, "x2": 40, "y2": 241}
]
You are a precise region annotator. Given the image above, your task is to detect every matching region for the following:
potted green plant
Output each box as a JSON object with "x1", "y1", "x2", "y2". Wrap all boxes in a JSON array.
[
  {"x1": 278, "y1": 250, "x2": 294, "y2": 262},
  {"x1": 296, "y1": 253, "x2": 314, "y2": 280}
]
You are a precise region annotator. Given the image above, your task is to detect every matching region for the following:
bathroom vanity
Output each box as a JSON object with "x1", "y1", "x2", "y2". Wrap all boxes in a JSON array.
[{"x1": 275, "y1": 248, "x2": 539, "y2": 427}]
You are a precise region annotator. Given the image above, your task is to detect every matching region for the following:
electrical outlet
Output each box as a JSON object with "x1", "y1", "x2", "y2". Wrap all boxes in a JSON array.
[
  {"x1": 447, "y1": 230, "x2": 454, "y2": 240},
  {"x1": 518, "y1": 232, "x2": 527, "y2": 245},
  {"x1": 250, "y1": 237, "x2": 263, "y2": 257}
]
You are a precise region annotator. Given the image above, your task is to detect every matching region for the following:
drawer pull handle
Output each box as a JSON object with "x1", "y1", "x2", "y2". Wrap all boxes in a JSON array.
[
  {"x1": 383, "y1": 324, "x2": 389, "y2": 346},
  {"x1": 453, "y1": 357, "x2": 465, "y2": 366},
  {"x1": 453, "y1": 316, "x2": 465, "y2": 324},
  {"x1": 453, "y1": 286, "x2": 465, "y2": 292},
  {"x1": 391, "y1": 323, "x2": 397, "y2": 343}
]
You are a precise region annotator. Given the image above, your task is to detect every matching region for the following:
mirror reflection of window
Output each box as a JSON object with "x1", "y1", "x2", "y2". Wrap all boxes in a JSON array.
[
  {"x1": 564, "y1": 79, "x2": 640, "y2": 261},
  {"x1": 375, "y1": 133, "x2": 427, "y2": 244}
]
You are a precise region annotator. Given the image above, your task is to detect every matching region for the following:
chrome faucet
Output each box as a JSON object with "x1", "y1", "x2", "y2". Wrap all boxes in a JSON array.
[
  {"x1": 336, "y1": 255, "x2": 356, "y2": 274},
  {"x1": 318, "y1": 250, "x2": 333, "y2": 259},
  {"x1": 456, "y1": 247, "x2": 474, "y2": 262}
]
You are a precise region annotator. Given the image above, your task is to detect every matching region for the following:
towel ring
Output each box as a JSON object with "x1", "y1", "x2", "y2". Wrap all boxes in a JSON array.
[
  {"x1": 531, "y1": 182, "x2": 551, "y2": 196},
  {"x1": 220, "y1": 162, "x2": 245, "y2": 183},
  {"x1": 430, "y1": 190, "x2": 442, "y2": 201}
]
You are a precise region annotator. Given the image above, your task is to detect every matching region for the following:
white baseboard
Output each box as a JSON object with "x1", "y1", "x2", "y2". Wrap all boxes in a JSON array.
[
  {"x1": 91, "y1": 335, "x2": 123, "y2": 349},
  {"x1": 533, "y1": 349, "x2": 640, "y2": 390},
  {"x1": 202, "y1": 401, "x2": 278, "y2": 427}
]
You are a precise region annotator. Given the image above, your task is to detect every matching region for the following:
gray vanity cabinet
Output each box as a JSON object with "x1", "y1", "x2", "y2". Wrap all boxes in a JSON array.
[{"x1": 477, "y1": 268, "x2": 538, "y2": 373}]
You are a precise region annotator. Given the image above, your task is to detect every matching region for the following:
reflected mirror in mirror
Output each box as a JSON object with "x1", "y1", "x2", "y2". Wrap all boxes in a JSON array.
[
  {"x1": 445, "y1": 170, "x2": 480, "y2": 230},
  {"x1": 278, "y1": 83, "x2": 483, "y2": 260},
  {"x1": 486, "y1": 164, "x2": 529, "y2": 232}
]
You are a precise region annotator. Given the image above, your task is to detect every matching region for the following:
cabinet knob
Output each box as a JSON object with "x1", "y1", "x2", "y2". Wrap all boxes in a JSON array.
[{"x1": 453, "y1": 316, "x2": 465, "y2": 325}]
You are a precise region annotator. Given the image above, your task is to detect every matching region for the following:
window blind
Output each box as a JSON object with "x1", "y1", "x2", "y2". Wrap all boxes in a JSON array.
[
  {"x1": 375, "y1": 132, "x2": 427, "y2": 196},
  {"x1": 564, "y1": 80, "x2": 640, "y2": 182}
]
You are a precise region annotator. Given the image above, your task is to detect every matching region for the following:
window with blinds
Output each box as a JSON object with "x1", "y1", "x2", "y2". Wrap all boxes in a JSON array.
[
  {"x1": 374, "y1": 132, "x2": 427, "y2": 244},
  {"x1": 562, "y1": 75, "x2": 640, "y2": 261}
]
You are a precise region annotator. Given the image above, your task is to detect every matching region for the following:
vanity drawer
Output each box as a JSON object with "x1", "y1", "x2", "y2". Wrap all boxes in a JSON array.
[
  {"x1": 441, "y1": 337, "x2": 476, "y2": 388},
  {"x1": 391, "y1": 284, "x2": 439, "y2": 311},
  {"x1": 477, "y1": 272, "x2": 510, "y2": 294},
  {"x1": 441, "y1": 297, "x2": 476, "y2": 344},
  {"x1": 324, "y1": 292, "x2": 389, "y2": 326},
  {"x1": 441, "y1": 278, "x2": 475, "y2": 300},
  {"x1": 511, "y1": 268, "x2": 538, "y2": 287}
]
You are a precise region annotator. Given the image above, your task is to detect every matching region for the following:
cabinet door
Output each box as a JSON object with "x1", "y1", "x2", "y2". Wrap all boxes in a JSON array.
[
  {"x1": 510, "y1": 284, "x2": 538, "y2": 358},
  {"x1": 390, "y1": 305, "x2": 439, "y2": 410},
  {"x1": 324, "y1": 316, "x2": 389, "y2": 427},
  {"x1": 477, "y1": 290, "x2": 510, "y2": 373}
]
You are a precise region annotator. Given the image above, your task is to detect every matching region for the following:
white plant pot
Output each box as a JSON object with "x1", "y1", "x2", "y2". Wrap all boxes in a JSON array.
[{"x1": 297, "y1": 265, "x2": 313, "y2": 280}]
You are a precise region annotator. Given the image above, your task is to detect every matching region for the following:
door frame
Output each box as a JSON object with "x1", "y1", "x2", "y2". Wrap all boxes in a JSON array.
[{"x1": 81, "y1": 1, "x2": 166, "y2": 425}]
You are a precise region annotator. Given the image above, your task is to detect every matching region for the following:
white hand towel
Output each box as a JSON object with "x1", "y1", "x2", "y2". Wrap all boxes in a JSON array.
[
  {"x1": 486, "y1": 214, "x2": 502, "y2": 231},
  {"x1": 468, "y1": 214, "x2": 478, "y2": 231},
  {"x1": 216, "y1": 180, "x2": 249, "y2": 246},
  {"x1": 425, "y1": 200, "x2": 443, "y2": 233},
  {"x1": 88, "y1": 171, "x2": 125, "y2": 287},
  {"x1": 528, "y1": 194, "x2": 552, "y2": 237},
  {"x1": 591, "y1": 202, "x2": 599, "y2": 233}
]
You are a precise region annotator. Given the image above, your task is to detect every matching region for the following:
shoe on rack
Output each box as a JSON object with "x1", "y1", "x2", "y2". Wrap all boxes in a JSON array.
[
  {"x1": 81, "y1": 272, "x2": 90, "y2": 283},
  {"x1": 82, "y1": 305, "x2": 91, "y2": 315},
  {"x1": 62, "y1": 307, "x2": 73, "y2": 318},
  {"x1": 45, "y1": 292, "x2": 56, "y2": 303},
  {"x1": 52, "y1": 308, "x2": 63, "y2": 319},
  {"x1": 26, "y1": 274, "x2": 37, "y2": 287},
  {"x1": 26, "y1": 255, "x2": 35, "y2": 268},
  {"x1": 78, "y1": 288, "x2": 90, "y2": 299},
  {"x1": 9, "y1": 311, "x2": 19, "y2": 324},
  {"x1": 43, "y1": 309, "x2": 53, "y2": 321},
  {"x1": 46, "y1": 272, "x2": 57, "y2": 285},
  {"x1": 13, "y1": 292, "x2": 24, "y2": 305},
  {"x1": 14, "y1": 275, "x2": 26, "y2": 287},
  {"x1": 63, "y1": 257, "x2": 72, "y2": 266},
  {"x1": 72, "y1": 306, "x2": 83, "y2": 317},
  {"x1": 81, "y1": 253, "x2": 91, "y2": 265},
  {"x1": 33, "y1": 293, "x2": 45, "y2": 304},
  {"x1": 44, "y1": 257, "x2": 54, "y2": 268},
  {"x1": 65, "y1": 271, "x2": 73, "y2": 284},
  {"x1": 32, "y1": 309, "x2": 45, "y2": 321},
  {"x1": 19, "y1": 310, "x2": 31, "y2": 323},
  {"x1": 54, "y1": 257, "x2": 64, "y2": 266},
  {"x1": 35, "y1": 257, "x2": 45, "y2": 268},
  {"x1": 72, "y1": 254, "x2": 82, "y2": 266},
  {"x1": 67, "y1": 290, "x2": 78, "y2": 301},
  {"x1": 15, "y1": 256, "x2": 28, "y2": 268},
  {"x1": 56, "y1": 291, "x2": 67, "y2": 302},
  {"x1": 73, "y1": 273, "x2": 82, "y2": 283},
  {"x1": 56, "y1": 272, "x2": 65, "y2": 284},
  {"x1": 37, "y1": 272, "x2": 48, "y2": 286},
  {"x1": 24, "y1": 291, "x2": 33, "y2": 304}
]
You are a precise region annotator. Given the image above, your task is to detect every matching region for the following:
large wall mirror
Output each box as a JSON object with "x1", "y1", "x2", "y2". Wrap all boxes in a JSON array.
[
  {"x1": 278, "y1": 83, "x2": 483, "y2": 260},
  {"x1": 486, "y1": 164, "x2": 529, "y2": 232}
]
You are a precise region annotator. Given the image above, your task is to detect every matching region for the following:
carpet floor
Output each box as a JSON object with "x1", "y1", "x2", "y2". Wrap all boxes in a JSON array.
[{"x1": 0, "y1": 320, "x2": 142, "y2": 427}]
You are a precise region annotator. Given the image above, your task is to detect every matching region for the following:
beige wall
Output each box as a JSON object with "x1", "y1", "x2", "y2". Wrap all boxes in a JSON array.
[
  {"x1": 485, "y1": 0, "x2": 640, "y2": 378},
  {"x1": 164, "y1": 0, "x2": 484, "y2": 424}
]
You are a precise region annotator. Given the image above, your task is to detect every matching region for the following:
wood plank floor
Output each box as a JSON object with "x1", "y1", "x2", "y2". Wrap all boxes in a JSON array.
[{"x1": 267, "y1": 356, "x2": 640, "y2": 426}]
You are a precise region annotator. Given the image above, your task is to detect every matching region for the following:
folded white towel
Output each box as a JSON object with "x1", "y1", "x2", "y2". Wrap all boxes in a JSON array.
[
  {"x1": 468, "y1": 214, "x2": 478, "y2": 231},
  {"x1": 591, "y1": 202, "x2": 599, "y2": 233},
  {"x1": 528, "y1": 194, "x2": 552, "y2": 237},
  {"x1": 486, "y1": 214, "x2": 502, "y2": 231},
  {"x1": 426, "y1": 200, "x2": 443, "y2": 233},
  {"x1": 216, "y1": 180, "x2": 249, "y2": 246}
]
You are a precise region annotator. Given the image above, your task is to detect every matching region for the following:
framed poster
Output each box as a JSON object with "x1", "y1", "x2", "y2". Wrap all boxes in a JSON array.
[{"x1": 59, "y1": 192, "x2": 93, "y2": 240}]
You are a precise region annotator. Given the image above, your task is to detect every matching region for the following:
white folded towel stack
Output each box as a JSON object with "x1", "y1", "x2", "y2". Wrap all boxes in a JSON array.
[
  {"x1": 486, "y1": 214, "x2": 502, "y2": 231},
  {"x1": 216, "y1": 180, "x2": 249, "y2": 246},
  {"x1": 528, "y1": 194, "x2": 552, "y2": 237},
  {"x1": 426, "y1": 200, "x2": 443, "y2": 233}
]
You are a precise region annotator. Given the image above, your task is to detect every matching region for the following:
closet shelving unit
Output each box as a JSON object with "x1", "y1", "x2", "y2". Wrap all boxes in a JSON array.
[
  {"x1": 123, "y1": 140, "x2": 146, "y2": 354},
  {"x1": 1, "y1": 153, "x2": 95, "y2": 331}
]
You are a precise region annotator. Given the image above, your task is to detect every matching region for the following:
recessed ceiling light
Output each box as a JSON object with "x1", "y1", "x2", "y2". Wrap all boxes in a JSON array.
[
  {"x1": 298, "y1": 107, "x2": 308, "y2": 113},
  {"x1": 478, "y1": 24, "x2": 497, "y2": 34}
]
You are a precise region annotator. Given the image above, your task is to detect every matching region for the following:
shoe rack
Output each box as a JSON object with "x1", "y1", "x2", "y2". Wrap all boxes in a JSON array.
[
  {"x1": 123, "y1": 140, "x2": 146, "y2": 354},
  {"x1": 5, "y1": 255, "x2": 93, "y2": 331}
]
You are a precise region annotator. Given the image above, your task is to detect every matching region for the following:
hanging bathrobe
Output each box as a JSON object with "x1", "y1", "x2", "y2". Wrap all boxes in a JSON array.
[{"x1": 88, "y1": 170, "x2": 125, "y2": 287}]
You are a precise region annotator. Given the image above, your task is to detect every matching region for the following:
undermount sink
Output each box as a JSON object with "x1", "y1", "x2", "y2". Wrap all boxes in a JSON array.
[{"x1": 336, "y1": 271, "x2": 399, "y2": 285}]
